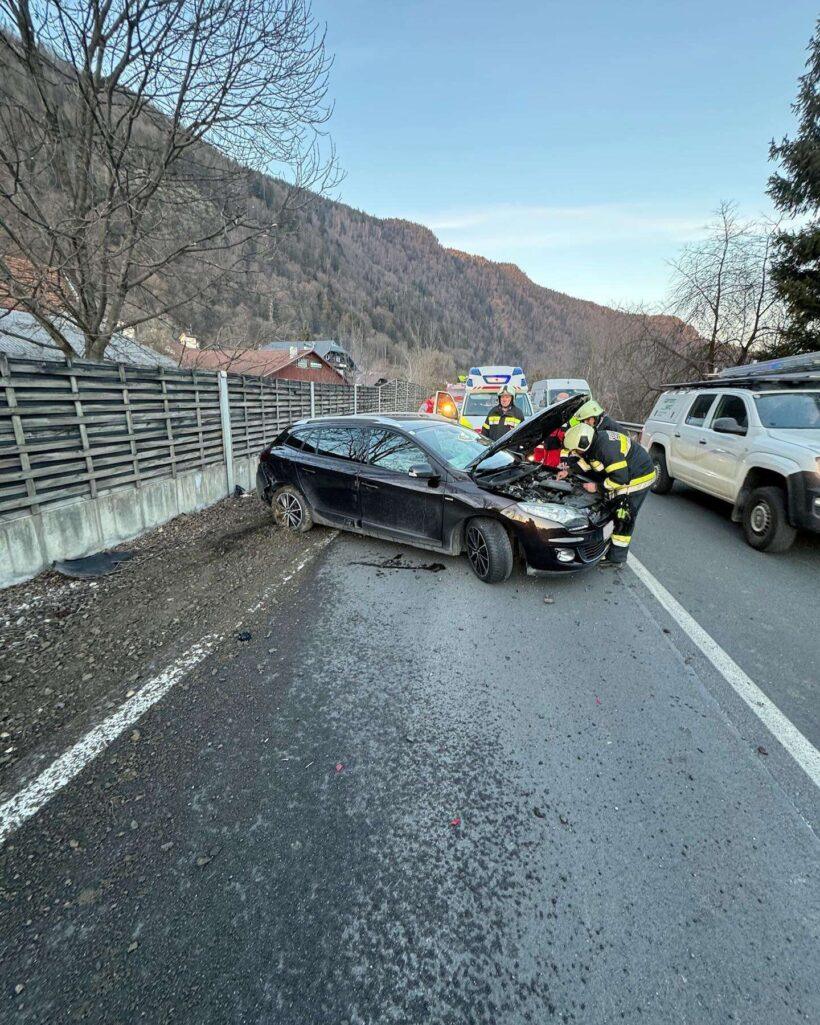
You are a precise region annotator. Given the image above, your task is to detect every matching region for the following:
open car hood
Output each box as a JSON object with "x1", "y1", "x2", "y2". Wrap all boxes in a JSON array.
[{"x1": 468, "y1": 394, "x2": 587, "y2": 472}]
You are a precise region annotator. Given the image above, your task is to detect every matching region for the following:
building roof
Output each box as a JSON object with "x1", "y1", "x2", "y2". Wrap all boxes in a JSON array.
[
  {"x1": 175, "y1": 343, "x2": 345, "y2": 380},
  {"x1": 0, "y1": 309, "x2": 177, "y2": 368},
  {"x1": 260, "y1": 339, "x2": 353, "y2": 360}
]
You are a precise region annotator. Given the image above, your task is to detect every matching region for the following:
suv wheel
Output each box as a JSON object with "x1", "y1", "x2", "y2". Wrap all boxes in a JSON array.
[
  {"x1": 271, "y1": 485, "x2": 314, "y2": 533},
  {"x1": 650, "y1": 448, "x2": 674, "y2": 495},
  {"x1": 742, "y1": 486, "x2": 796, "y2": 553},
  {"x1": 465, "y1": 518, "x2": 513, "y2": 583}
]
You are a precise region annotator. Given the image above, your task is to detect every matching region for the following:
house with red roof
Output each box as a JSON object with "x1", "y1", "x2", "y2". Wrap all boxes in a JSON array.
[{"x1": 175, "y1": 343, "x2": 347, "y2": 384}]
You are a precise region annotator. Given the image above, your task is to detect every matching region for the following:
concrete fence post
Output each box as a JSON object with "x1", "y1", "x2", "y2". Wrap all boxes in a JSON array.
[
  {"x1": 310, "y1": 381, "x2": 316, "y2": 418},
  {"x1": 353, "y1": 383, "x2": 358, "y2": 414},
  {"x1": 377, "y1": 385, "x2": 382, "y2": 413},
  {"x1": 218, "y1": 371, "x2": 235, "y2": 496}
]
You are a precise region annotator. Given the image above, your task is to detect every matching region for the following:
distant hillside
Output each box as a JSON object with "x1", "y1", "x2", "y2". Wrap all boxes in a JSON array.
[{"x1": 149, "y1": 181, "x2": 697, "y2": 412}]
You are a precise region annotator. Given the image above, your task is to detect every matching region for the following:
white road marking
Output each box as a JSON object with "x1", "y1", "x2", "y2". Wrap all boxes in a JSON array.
[
  {"x1": 0, "y1": 530, "x2": 338, "y2": 846},
  {"x1": 629, "y1": 553, "x2": 820, "y2": 789},
  {"x1": 0, "y1": 639, "x2": 215, "y2": 845}
]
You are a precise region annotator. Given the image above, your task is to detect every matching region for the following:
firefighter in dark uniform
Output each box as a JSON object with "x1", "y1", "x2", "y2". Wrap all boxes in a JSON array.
[
  {"x1": 569, "y1": 397, "x2": 620, "y2": 433},
  {"x1": 481, "y1": 386, "x2": 526, "y2": 441},
  {"x1": 562, "y1": 422, "x2": 656, "y2": 565}
]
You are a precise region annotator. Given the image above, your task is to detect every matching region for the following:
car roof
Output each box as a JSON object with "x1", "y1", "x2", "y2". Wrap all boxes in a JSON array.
[{"x1": 292, "y1": 412, "x2": 453, "y2": 428}]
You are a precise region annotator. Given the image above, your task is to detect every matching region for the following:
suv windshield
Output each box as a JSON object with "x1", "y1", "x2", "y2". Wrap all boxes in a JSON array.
[
  {"x1": 753, "y1": 392, "x2": 820, "y2": 429},
  {"x1": 463, "y1": 393, "x2": 533, "y2": 417},
  {"x1": 411, "y1": 422, "x2": 516, "y2": 471}
]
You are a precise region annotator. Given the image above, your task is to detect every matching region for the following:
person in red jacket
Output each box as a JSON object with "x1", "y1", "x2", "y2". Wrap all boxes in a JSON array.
[{"x1": 533, "y1": 427, "x2": 567, "y2": 468}]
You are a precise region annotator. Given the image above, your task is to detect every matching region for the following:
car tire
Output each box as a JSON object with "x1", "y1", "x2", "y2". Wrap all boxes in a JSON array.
[
  {"x1": 271, "y1": 485, "x2": 314, "y2": 533},
  {"x1": 465, "y1": 517, "x2": 513, "y2": 584},
  {"x1": 742, "y1": 486, "x2": 796, "y2": 553},
  {"x1": 650, "y1": 448, "x2": 674, "y2": 495}
]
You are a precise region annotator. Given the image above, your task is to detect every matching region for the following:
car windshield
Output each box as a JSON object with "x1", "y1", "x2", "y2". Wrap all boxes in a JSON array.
[
  {"x1": 548, "y1": 388, "x2": 586, "y2": 404},
  {"x1": 411, "y1": 422, "x2": 516, "y2": 471},
  {"x1": 462, "y1": 393, "x2": 534, "y2": 417},
  {"x1": 753, "y1": 392, "x2": 820, "y2": 429}
]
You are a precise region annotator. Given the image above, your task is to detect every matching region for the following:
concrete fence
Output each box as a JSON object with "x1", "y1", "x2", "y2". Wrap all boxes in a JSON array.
[{"x1": 0, "y1": 354, "x2": 427, "y2": 587}]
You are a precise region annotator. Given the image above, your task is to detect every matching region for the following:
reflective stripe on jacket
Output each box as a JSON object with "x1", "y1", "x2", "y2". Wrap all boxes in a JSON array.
[
  {"x1": 481, "y1": 403, "x2": 525, "y2": 441},
  {"x1": 576, "y1": 429, "x2": 655, "y2": 494}
]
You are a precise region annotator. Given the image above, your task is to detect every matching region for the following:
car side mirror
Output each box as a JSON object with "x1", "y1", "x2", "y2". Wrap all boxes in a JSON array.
[
  {"x1": 409, "y1": 462, "x2": 440, "y2": 485},
  {"x1": 713, "y1": 416, "x2": 746, "y2": 436}
]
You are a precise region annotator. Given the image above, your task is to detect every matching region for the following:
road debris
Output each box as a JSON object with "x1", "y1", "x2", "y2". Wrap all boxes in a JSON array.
[
  {"x1": 533, "y1": 807, "x2": 546, "y2": 818},
  {"x1": 53, "y1": 550, "x2": 134, "y2": 580},
  {"x1": 351, "y1": 553, "x2": 446, "y2": 572},
  {"x1": 450, "y1": 817, "x2": 461, "y2": 827},
  {"x1": 335, "y1": 762, "x2": 345, "y2": 773},
  {"x1": 543, "y1": 595, "x2": 555, "y2": 605},
  {"x1": 757, "y1": 745, "x2": 769, "y2": 756},
  {"x1": 236, "y1": 630, "x2": 253, "y2": 642}
]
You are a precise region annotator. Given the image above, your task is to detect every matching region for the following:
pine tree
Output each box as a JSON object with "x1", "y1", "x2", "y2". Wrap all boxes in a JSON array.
[{"x1": 767, "y1": 21, "x2": 820, "y2": 355}]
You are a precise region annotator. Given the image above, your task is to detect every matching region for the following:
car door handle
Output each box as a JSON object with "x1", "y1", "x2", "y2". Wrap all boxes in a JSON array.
[
  {"x1": 301, "y1": 467, "x2": 317, "y2": 475},
  {"x1": 698, "y1": 439, "x2": 707, "y2": 445},
  {"x1": 674, "y1": 432, "x2": 681, "y2": 438},
  {"x1": 360, "y1": 481, "x2": 379, "y2": 490}
]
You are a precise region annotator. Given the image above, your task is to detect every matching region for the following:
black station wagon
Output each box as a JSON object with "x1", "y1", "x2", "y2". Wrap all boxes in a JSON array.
[{"x1": 256, "y1": 396, "x2": 615, "y2": 583}]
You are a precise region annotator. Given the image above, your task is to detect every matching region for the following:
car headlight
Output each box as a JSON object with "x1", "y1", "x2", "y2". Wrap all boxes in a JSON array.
[{"x1": 502, "y1": 501, "x2": 587, "y2": 528}]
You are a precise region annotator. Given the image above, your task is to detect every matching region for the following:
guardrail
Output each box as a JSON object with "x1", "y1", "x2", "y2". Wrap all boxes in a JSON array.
[{"x1": 618, "y1": 421, "x2": 644, "y2": 439}]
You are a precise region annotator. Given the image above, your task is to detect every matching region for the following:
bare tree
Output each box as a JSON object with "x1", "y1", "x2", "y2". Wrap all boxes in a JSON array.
[
  {"x1": 668, "y1": 202, "x2": 784, "y2": 374},
  {"x1": 0, "y1": 0, "x2": 336, "y2": 360}
]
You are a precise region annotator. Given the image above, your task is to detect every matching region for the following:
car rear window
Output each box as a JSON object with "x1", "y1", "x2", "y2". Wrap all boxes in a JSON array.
[{"x1": 314, "y1": 427, "x2": 364, "y2": 460}]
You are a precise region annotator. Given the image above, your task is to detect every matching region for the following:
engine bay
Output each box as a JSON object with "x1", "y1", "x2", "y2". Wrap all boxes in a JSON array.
[{"x1": 474, "y1": 463, "x2": 604, "y2": 510}]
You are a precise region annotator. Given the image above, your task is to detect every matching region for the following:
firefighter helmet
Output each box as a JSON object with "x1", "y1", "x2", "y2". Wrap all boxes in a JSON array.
[
  {"x1": 574, "y1": 398, "x2": 604, "y2": 422},
  {"x1": 564, "y1": 423, "x2": 595, "y2": 452}
]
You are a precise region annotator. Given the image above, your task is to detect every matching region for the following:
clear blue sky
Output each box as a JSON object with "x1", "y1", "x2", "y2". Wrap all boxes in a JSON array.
[{"x1": 310, "y1": 0, "x2": 817, "y2": 308}]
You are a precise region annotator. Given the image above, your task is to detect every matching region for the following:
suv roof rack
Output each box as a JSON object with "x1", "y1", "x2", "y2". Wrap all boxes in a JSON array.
[
  {"x1": 662, "y1": 371, "x2": 820, "y2": 392},
  {"x1": 717, "y1": 351, "x2": 820, "y2": 379}
]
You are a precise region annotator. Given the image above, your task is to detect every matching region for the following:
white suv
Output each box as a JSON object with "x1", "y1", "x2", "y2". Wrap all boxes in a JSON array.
[{"x1": 641, "y1": 385, "x2": 820, "y2": 552}]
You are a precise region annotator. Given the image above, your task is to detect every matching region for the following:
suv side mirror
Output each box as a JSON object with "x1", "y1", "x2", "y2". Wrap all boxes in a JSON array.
[
  {"x1": 713, "y1": 416, "x2": 746, "y2": 436},
  {"x1": 409, "y1": 462, "x2": 440, "y2": 484}
]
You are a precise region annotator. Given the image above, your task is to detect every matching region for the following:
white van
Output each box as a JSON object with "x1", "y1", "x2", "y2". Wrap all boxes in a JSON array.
[
  {"x1": 641, "y1": 368, "x2": 820, "y2": 552},
  {"x1": 531, "y1": 378, "x2": 590, "y2": 409}
]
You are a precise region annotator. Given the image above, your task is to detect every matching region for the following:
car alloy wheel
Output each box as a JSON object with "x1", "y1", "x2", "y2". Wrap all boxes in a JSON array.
[
  {"x1": 749, "y1": 501, "x2": 771, "y2": 535},
  {"x1": 275, "y1": 491, "x2": 303, "y2": 529},
  {"x1": 466, "y1": 524, "x2": 490, "y2": 578}
]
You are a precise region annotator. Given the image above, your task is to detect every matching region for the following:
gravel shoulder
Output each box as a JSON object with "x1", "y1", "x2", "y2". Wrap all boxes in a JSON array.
[{"x1": 0, "y1": 494, "x2": 333, "y2": 788}]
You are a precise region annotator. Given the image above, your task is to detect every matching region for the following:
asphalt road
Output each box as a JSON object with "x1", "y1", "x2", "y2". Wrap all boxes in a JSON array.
[
  {"x1": 1, "y1": 500, "x2": 819, "y2": 1025},
  {"x1": 634, "y1": 483, "x2": 820, "y2": 750}
]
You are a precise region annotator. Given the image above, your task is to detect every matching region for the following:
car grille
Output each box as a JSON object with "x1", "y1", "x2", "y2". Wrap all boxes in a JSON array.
[{"x1": 579, "y1": 538, "x2": 608, "y2": 563}]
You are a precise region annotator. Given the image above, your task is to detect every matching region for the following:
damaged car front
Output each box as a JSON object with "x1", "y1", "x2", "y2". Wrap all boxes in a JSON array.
[{"x1": 460, "y1": 395, "x2": 615, "y2": 572}]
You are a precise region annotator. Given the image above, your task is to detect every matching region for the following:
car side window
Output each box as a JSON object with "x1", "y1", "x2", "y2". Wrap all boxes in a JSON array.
[
  {"x1": 289, "y1": 428, "x2": 319, "y2": 453},
  {"x1": 711, "y1": 394, "x2": 748, "y2": 430},
  {"x1": 315, "y1": 427, "x2": 363, "y2": 461},
  {"x1": 367, "y1": 429, "x2": 428, "y2": 474},
  {"x1": 685, "y1": 394, "x2": 717, "y2": 427}
]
